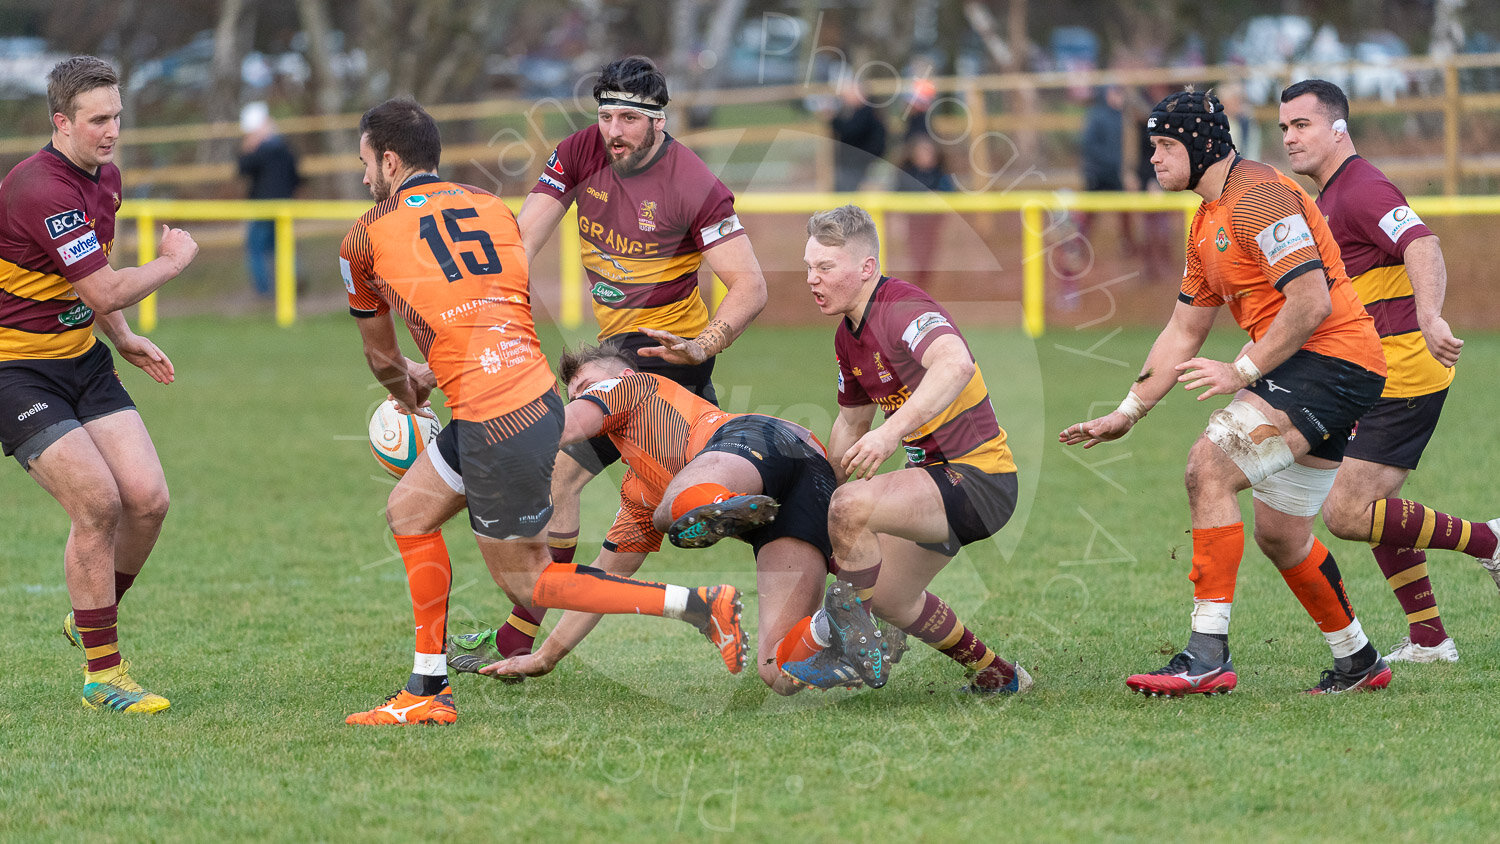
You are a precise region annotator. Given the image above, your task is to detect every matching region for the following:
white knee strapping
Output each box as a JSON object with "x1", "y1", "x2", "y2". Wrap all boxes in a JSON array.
[
  {"x1": 1251, "y1": 461, "x2": 1339, "y2": 517},
  {"x1": 1204, "y1": 400, "x2": 1294, "y2": 486}
]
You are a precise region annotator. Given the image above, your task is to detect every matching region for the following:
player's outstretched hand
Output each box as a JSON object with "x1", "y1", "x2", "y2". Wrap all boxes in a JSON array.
[
  {"x1": 1175, "y1": 357, "x2": 1244, "y2": 400},
  {"x1": 114, "y1": 331, "x2": 174, "y2": 385},
  {"x1": 1058, "y1": 412, "x2": 1133, "y2": 448},
  {"x1": 1420, "y1": 316, "x2": 1463, "y2": 367},
  {"x1": 636, "y1": 327, "x2": 708, "y2": 366},
  {"x1": 158, "y1": 224, "x2": 199, "y2": 275},
  {"x1": 480, "y1": 652, "x2": 555, "y2": 679}
]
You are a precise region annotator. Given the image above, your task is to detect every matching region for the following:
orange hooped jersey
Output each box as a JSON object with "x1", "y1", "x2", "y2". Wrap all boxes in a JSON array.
[
  {"x1": 1178, "y1": 157, "x2": 1385, "y2": 377},
  {"x1": 576, "y1": 371, "x2": 735, "y2": 508},
  {"x1": 342, "y1": 174, "x2": 556, "y2": 421}
]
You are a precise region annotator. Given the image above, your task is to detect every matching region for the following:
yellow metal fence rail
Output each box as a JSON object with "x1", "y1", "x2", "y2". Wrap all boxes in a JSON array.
[{"x1": 120, "y1": 191, "x2": 1500, "y2": 336}]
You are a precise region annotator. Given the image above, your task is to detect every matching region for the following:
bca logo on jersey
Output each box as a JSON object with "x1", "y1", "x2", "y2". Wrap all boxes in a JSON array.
[{"x1": 44, "y1": 209, "x2": 88, "y2": 240}]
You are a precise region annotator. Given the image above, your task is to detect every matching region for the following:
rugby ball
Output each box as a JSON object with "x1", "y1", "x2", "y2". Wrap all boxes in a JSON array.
[{"x1": 369, "y1": 398, "x2": 440, "y2": 478}]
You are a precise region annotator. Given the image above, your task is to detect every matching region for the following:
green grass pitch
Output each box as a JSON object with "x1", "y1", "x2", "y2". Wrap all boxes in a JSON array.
[{"x1": 3, "y1": 313, "x2": 1500, "y2": 841}]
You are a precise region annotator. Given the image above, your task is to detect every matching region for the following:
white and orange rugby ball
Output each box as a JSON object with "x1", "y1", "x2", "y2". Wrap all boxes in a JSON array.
[{"x1": 368, "y1": 398, "x2": 441, "y2": 478}]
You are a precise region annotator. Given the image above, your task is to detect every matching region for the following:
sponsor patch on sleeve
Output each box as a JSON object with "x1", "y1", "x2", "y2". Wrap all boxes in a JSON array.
[
  {"x1": 44, "y1": 209, "x2": 88, "y2": 239},
  {"x1": 545, "y1": 150, "x2": 565, "y2": 177},
  {"x1": 581, "y1": 377, "x2": 621, "y2": 398},
  {"x1": 1377, "y1": 205, "x2": 1422, "y2": 245},
  {"x1": 58, "y1": 229, "x2": 101, "y2": 266},
  {"x1": 900, "y1": 311, "x2": 951, "y2": 352},
  {"x1": 538, "y1": 173, "x2": 565, "y2": 192},
  {"x1": 340, "y1": 257, "x2": 356, "y2": 294},
  {"x1": 1253, "y1": 214, "x2": 1315, "y2": 267},
  {"x1": 699, "y1": 215, "x2": 743, "y2": 247}
]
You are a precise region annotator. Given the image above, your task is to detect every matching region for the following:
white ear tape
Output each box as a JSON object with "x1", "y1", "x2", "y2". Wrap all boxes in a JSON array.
[{"x1": 1332, "y1": 118, "x2": 1347, "y2": 136}]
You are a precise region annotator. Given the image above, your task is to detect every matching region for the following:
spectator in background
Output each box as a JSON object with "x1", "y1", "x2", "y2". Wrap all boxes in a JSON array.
[
  {"x1": 1081, "y1": 86, "x2": 1126, "y2": 195},
  {"x1": 901, "y1": 59, "x2": 939, "y2": 139},
  {"x1": 1218, "y1": 83, "x2": 1260, "y2": 163},
  {"x1": 1057, "y1": 86, "x2": 1130, "y2": 294},
  {"x1": 828, "y1": 79, "x2": 887, "y2": 192},
  {"x1": 238, "y1": 102, "x2": 301, "y2": 299},
  {"x1": 893, "y1": 132, "x2": 956, "y2": 288}
]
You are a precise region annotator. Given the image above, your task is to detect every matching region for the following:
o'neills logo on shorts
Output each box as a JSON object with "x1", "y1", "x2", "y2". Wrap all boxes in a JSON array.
[{"x1": 17, "y1": 402, "x2": 48, "y2": 421}]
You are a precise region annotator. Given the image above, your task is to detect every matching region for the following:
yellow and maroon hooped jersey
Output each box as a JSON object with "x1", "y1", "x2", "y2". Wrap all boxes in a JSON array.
[
  {"x1": 834, "y1": 277, "x2": 1016, "y2": 474},
  {"x1": 0, "y1": 144, "x2": 120, "y2": 361},
  {"x1": 530, "y1": 127, "x2": 745, "y2": 341},
  {"x1": 1316, "y1": 155, "x2": 1450, "y2": 398},
  {"x1": 342, "y1": 174, "x2": 555, "y2": 421}
]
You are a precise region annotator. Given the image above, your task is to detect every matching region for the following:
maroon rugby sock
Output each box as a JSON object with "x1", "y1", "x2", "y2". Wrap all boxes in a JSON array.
[
  {"x1": 495, "y1": 605, "x2": 546, "y2": 657},
  {"x1": 115, "y1": 571, "x2": 138, "y2": 603},
  {"x1": 1373, "y1": 545, "x2": 1448, "y2": 647},
  {"x1": 900, "y1": 591, "x2": 1013, "y2": 674},
  {"x1": 1371, "y1": 500, "x2": 1497, "y2": 559}
]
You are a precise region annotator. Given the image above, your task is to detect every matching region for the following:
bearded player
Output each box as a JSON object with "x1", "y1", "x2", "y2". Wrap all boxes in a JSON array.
[{"x1": 457, "y1": 56, "x2": 769, "y2": 667}]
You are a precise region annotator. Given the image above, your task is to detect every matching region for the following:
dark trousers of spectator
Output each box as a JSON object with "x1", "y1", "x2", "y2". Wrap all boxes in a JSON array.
[
  {"x1": 246, "y1": 219, "x2": 276, "y2": 298},
  {"x1": 247, "y1": 220, "x2": 277, "y2": 298}
]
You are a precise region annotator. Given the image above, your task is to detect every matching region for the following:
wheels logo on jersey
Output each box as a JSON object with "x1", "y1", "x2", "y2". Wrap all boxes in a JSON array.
[{"x1": 58, "y1": 229, "x2": 101, "y2": 266}]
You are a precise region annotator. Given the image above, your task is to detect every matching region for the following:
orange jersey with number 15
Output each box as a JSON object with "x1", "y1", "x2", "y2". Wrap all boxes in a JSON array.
[{"x1": 341, "y1": 174, "x2": 556, "y2": 421}]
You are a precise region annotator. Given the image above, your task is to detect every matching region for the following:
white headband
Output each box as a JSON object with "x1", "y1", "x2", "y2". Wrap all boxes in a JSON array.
[{"x1": 596, "y1": 90, "x2": 665, "y2": 118}]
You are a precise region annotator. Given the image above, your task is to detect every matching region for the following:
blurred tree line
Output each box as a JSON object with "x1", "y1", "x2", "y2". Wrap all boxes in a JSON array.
[{"x1": 0, "y1": 0, "x2": 1494, "y2": 195}]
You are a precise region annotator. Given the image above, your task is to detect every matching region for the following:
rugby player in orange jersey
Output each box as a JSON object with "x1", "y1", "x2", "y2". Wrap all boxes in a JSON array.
[
  {"x1": 1061, "y1": 89, "x2": 1421, "y2": 696},
  {"x1": 337, "y1": 98, "x2": 746, "y2": 726},
  {"x1": 469, "y1": 56, "x2": 768, "y2": 665},
  {"x1": 1279, "y1": 79, "x2": 1498, "y2": 665},
  {"x1": 471, "y1": 343, "x2": 895, "y2": 694}
]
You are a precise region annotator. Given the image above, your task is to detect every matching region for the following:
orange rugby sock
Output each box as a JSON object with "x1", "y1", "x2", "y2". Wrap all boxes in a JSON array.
[
  {"x1": 531, "y1": 562, "x2": 672, "y2": 617},
  {"x1": 669, "y1": 483, "x2": 736, "y2": 521},
  {"x1": 1189, "y1": 523, "x2": 1244, "y2": 603},
  {"x1": 395, "y1": 532, "x2": 452, "y2": 656},
  {"x1": 774, "y1": 615, "x2": 825, "y2": 669},
  {"x1": 1280, "y1": 538, "x2": 1356, "y2": 633}
]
